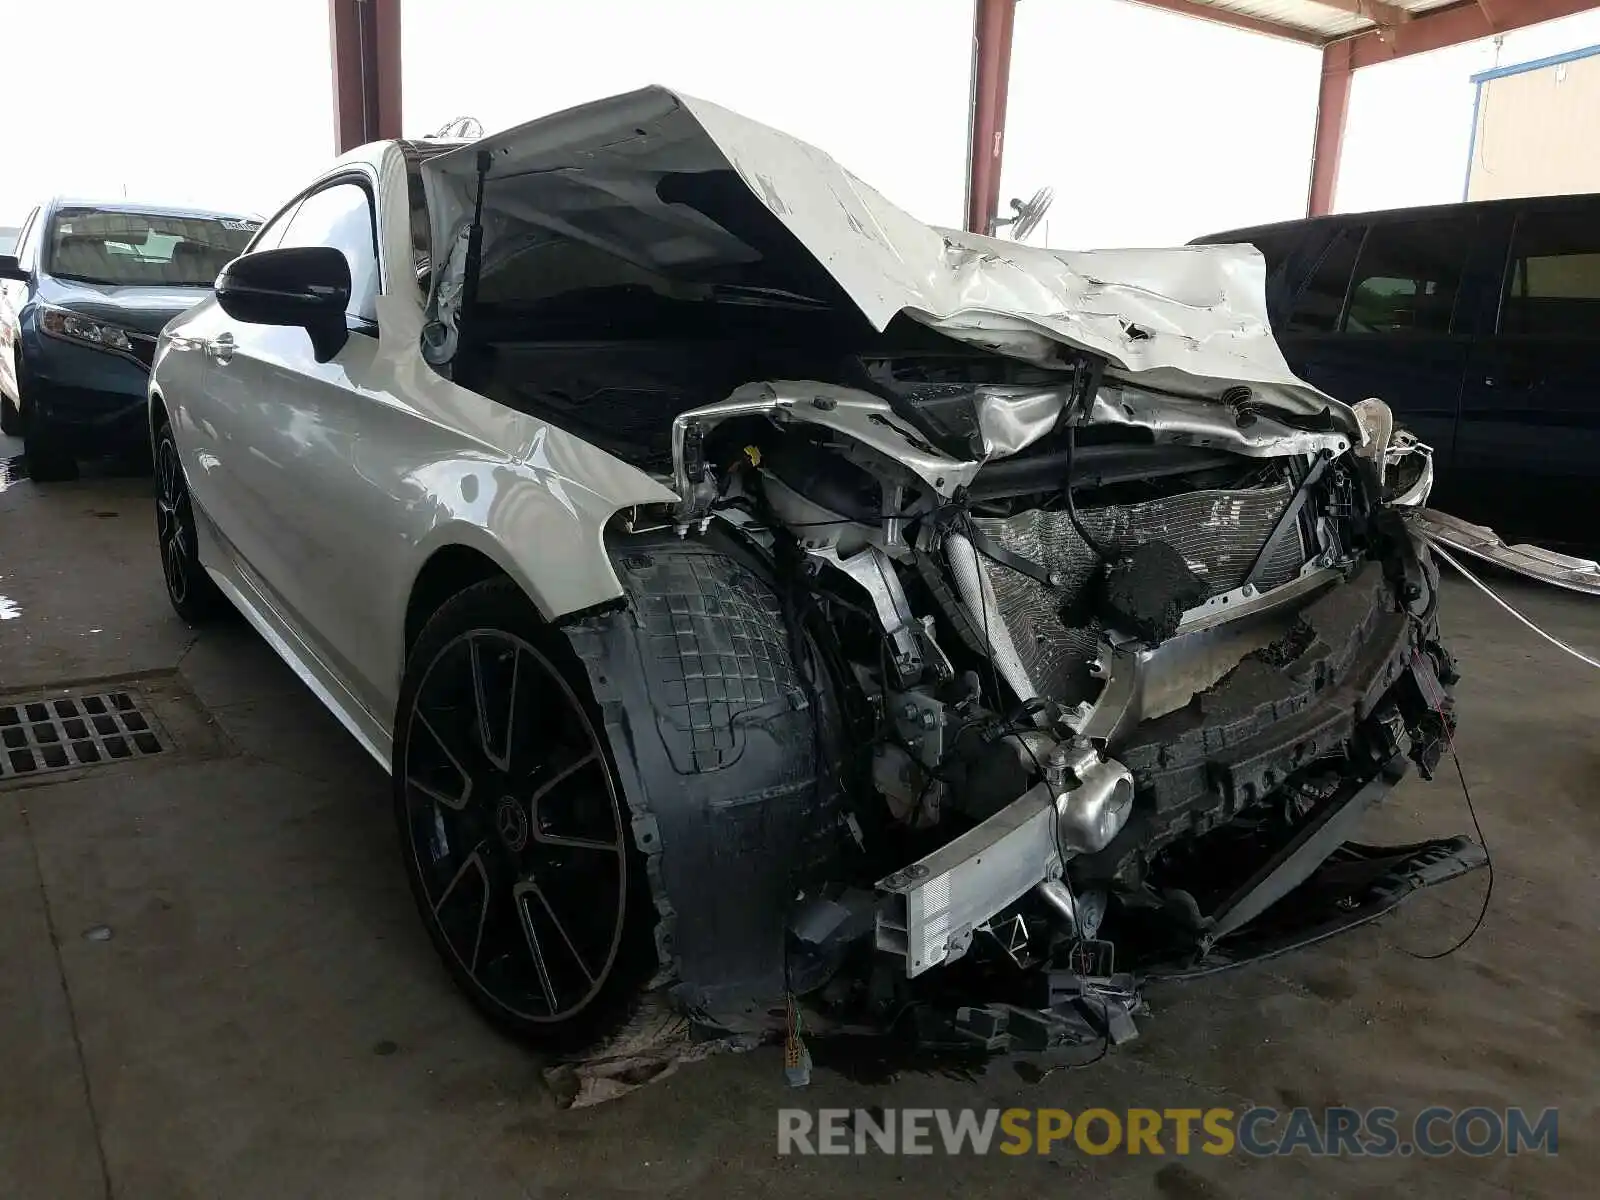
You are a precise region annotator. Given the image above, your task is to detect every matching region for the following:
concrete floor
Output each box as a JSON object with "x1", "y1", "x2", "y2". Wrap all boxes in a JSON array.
[{"x1": 2, "y1": 437, "x2": 1598, "y2": 1199}]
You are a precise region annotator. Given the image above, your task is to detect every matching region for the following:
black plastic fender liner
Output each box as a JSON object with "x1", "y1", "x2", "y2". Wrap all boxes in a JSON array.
[{"x1": 561, "y1": 530, "x2": 843, "y2": 1030}]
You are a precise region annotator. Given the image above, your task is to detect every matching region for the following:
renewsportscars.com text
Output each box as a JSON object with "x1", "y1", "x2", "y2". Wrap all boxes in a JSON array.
[{"x1": 777, "y1": 1106, "x2": 1558, "y2": 1158}]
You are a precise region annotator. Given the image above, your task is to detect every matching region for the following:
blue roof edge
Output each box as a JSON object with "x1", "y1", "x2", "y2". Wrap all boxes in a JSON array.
[{"x1": 1470, "y1": 42, "x2": 1600, "y2": 84}]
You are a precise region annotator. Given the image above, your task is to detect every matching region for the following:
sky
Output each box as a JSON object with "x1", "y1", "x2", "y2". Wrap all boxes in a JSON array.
[
  {"x1": 4, "y1": 1, "x2": 1599, "y2": 246},
  {"x1": 0, "y1": 0, "x2": 333, "y2": 224}
]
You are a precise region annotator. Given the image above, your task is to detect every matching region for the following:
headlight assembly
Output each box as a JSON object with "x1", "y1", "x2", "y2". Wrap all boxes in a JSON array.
[{"x1": 39, "y1": 305, "x2": 135, "y2": 354}]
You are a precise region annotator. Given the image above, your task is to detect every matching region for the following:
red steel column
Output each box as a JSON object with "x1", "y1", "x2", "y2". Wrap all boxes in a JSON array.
[
  {"x1": 1307, "y1": 39, "x2": 1354, "y2": 216},
  {"x1": 965, "y1": 0, "x2": 1019, "y2": 235},
  {"x1": 329, "y1": 0, "x2": 403, "y2": 154}
]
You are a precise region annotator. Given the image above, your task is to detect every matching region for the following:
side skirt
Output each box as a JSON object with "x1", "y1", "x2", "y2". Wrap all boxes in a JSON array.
[{"x1": 194, "y1": 503, "x2": 393, "y2": 771}]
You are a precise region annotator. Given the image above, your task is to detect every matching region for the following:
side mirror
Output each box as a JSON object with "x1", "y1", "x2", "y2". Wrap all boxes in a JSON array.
[
  {"x1": 0, "y1": 253, "x2": 27, "y2": 282},
  {"x1": 214, "y1": 246, "x2": 351, "y2": 362}
]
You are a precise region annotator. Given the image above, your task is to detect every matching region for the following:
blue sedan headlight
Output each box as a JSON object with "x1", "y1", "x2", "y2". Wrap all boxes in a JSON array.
[{"x1": 39, "y1": 305, "x2": 135, "y2": 353}]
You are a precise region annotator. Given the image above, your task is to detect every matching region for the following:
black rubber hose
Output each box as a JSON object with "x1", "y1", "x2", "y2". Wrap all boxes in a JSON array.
[{"x1": 1063, "y1": 425, "x2": 1113, "y2": 562}]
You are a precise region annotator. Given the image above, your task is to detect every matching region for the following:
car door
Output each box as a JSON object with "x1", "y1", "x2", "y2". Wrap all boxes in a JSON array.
[
  {"x1": 195, "y1": 174, "x2": 398, "y2": 721},
  {"x1": 1274, "y1": 215, "x2": 1478, "y2": 470},
  {"x1": 172, "y1": 194, "x2": 300, "y2": 554},
  {"x1": 1455, "y1": 195, "x2": 1600, "y2": 543}
]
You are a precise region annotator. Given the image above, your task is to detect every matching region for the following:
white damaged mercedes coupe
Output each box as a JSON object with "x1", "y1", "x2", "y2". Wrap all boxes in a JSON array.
[{"x1": 148, "y1": 87, "x2": 1481, "y2": 1055}]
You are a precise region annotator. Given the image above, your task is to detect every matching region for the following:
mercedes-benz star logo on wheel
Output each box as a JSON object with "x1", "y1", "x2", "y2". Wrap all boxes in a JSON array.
[{"x1": 495, "y1": 797, "x2": 530, "y2": 853}]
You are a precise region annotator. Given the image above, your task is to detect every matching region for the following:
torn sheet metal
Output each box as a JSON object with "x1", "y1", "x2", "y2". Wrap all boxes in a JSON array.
[
  {"x1": 421, "y1": 86, "x2": 1355, "y2": 432},
  {"x1": 1091, "y1": 384, "x2": 1352, "y2": 458},
  {"x1": 1407, "y1": 509, "x2": 1600, "y2": 596}
]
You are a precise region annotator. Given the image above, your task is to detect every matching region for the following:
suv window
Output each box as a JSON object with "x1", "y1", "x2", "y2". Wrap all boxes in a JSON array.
[
  {"x1": 1501, "y1": 208, "x2": 1600, "y2": 339},
  {"x1": 1286, "y1": 226, "x2": 1363, "y2": 334},
  {"x1": 1342, "y1": 218, "x2": 1471, "y2": 335},
  {"x1": 44, "y1": 209, "x2": 257, "y2": 287},
  {"x1": 277, "y1": 181, "x2": 380, "y2": 323}
]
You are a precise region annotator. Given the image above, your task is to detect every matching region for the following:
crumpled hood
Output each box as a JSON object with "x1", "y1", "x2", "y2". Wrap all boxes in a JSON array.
[{"x1": 422, "y1": 85, "x2": 1354, "y2": 431}]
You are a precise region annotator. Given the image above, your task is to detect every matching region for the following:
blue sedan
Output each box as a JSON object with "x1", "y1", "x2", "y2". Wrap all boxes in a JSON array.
[{"x1": 0, "y1": 199, "x2": 259, "y2": 478}]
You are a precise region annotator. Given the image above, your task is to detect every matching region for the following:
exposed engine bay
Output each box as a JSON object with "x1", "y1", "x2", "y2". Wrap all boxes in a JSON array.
[{"x1": 559, "y1": 356, "x2": 1483, "y2": 1054}]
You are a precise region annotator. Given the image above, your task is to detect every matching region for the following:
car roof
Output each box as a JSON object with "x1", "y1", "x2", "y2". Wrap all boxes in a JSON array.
[
  {"x1": 44, "y1": 196, "x2": 254, "y2": 222},
  {"x1": 1193, "y1": 190, "x2": 1600, "y2": 246}
]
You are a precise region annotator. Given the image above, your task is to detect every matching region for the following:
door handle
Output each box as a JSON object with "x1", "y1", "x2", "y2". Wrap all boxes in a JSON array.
[
  {"x1": 1483, "y1": 371, "x2": 1540, "y2": 389},
  {"x1": 205, "y1": 332, "x2": 236, "y2": 364}
]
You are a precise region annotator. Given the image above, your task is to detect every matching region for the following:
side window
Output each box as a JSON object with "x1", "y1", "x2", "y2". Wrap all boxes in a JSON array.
[
  {"x1": 276, "y1": 181, "x2": 380, "y2": 323},
  {"x1": 1286, "y1": 226, "x2": 1363, "y2": 334},
  {"x1": 1342, "y1": 218, "x2": 1471, "y2": 335},
  {"x1": 1500, "y1": 208, "x2": 1600, "y2": 339},
  {"x1": 248, "y1": 199, "x2": 301, "y2": 255}
]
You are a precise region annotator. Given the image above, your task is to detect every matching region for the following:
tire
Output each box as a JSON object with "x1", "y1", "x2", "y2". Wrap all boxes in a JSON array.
[
  {"x1": 24, "y1": 414, "x2": 77, "y2": 481},
  {"x1": 393, "y1": 577, "x2": 656, "y2": 1049},
  {"x1": 154, "y1": 419, "x2": 225, "y2": 623},
  {"x1": 14, "y1": 349, "x2": 77, "y2": 478}
]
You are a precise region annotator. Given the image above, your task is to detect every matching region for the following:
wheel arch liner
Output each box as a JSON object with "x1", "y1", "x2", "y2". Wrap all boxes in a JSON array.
[{"x1": 560, "y1": 533, "x2": 841, "y2": 1028}]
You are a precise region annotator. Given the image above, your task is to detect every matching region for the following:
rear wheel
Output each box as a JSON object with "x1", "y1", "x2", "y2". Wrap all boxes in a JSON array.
[
  {"x1": 393, "y1": 578, "x2": 655, "y2": 1048},
  {"x1": 154, "y1": 419, "x2": 224, "y2": 622}
]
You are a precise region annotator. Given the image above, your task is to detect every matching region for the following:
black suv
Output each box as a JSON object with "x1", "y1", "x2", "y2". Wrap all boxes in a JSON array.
[{"x1": 1195, "y1": 193, "x2": 1598, "y2": 546}]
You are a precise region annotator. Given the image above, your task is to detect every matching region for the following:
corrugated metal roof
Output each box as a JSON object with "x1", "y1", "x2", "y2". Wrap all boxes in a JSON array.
[{"x1": 1137, "y1": 0, "x2": 1467, "y2": 44}]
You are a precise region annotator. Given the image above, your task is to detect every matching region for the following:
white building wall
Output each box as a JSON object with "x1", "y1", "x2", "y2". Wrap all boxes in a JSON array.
[{"x1": 1467, "y1": 49, "x2": 1600, "y2": 201}]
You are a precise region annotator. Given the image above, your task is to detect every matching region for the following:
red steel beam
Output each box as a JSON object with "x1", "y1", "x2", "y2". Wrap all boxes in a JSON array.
[
  {"x1": 329, "y1": 0, "x2": 403, "y2": 154},
  {"x1": 1307, "y1": 38, "x2": 1354, "y2": 215},
  {"x1": 965, "y1": 0, "x2": 1018, "y2": 235},
  {"x1": 1345, "y1": 0, "x2": 1600, "y2": 67}
]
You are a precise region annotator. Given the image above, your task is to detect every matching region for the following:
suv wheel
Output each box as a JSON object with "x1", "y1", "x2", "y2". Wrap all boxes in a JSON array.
[
  {"x1": 154, "y1": 419, "x2": 224, "y2": 622},
  {"x1": 24, "y1": 415, "x2": 77, "y2": 481},
  {"x1": 393, "y1": 578, "x2": 655, "y2": 1049}
]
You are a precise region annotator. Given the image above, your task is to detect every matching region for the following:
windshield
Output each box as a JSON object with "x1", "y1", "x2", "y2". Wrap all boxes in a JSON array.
[{"x1": 46, "y1": 207, "x2": 260, "y2": 287}]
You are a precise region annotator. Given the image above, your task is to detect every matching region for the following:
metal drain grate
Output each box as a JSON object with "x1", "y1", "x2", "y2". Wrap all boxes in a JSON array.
[{"x1": 0, "y1": 690, "x2": 167, "y2": 780}]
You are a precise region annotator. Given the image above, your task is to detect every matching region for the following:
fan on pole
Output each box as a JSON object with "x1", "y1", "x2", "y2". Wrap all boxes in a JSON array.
[{"x1": 989, "y1": 187, "x2": 1054, "y2": 241}]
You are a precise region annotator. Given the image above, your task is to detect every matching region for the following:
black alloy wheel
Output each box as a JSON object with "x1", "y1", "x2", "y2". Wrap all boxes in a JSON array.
[
  {"x1": 154, "y1": 420, "x2": 224, "y2": 622},
  {"x1": 394, "y1": 579, "x2": 653, "y2": 1048}
]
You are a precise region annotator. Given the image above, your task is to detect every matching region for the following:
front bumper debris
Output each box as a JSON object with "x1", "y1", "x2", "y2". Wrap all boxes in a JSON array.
[{"x1": 1407, "y1": 508, "x2": 1600, "y2": 596}]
